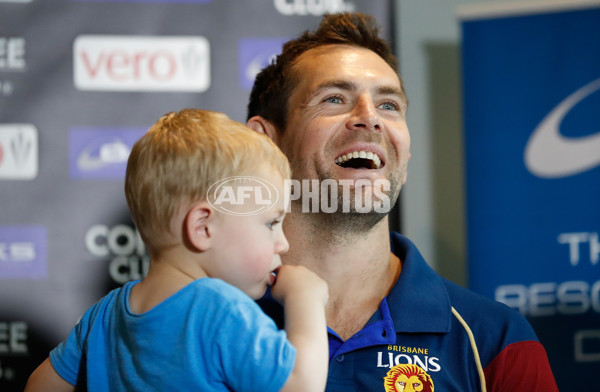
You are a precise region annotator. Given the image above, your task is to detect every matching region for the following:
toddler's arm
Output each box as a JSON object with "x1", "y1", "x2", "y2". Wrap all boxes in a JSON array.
[
  {"x1": 271, "y1": 265, "x2": 329, "y2": 392},
  {"x1": 25, "y1": 358, "x2": 75, "y2": 392}
]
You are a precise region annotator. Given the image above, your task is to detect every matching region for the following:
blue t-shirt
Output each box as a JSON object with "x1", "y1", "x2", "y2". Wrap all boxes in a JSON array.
[{"x1": 50, "y1": 278, "x2": 296, "y2": 391}]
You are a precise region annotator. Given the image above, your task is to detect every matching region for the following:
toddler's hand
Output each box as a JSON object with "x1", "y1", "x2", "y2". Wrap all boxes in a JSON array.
[{"x1": 270, "y1": 265, "x2": 328, "y2": 306}]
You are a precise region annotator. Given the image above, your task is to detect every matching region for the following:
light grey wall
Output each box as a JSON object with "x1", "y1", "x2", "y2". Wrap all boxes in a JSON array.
[{"x1": 395, "y1": 0, "x2": 520, "y2": 286}]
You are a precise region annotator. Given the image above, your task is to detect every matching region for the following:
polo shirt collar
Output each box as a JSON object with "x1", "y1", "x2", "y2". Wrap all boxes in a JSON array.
[{"x1": 388, "y1": 233, "x2": 452, "y2": 333}]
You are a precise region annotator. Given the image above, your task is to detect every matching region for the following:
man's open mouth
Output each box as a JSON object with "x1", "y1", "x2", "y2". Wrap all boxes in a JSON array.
[{"x1": 334, "y1": 150, "x2": 382, "y2": 169}]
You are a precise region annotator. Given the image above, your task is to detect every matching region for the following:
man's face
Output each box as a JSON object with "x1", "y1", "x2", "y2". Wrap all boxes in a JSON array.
[{"x1": 278, "y1": 44, "x2": 410, "y2": 213}]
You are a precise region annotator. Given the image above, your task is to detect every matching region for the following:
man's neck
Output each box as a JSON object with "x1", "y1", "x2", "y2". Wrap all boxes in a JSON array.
[{"x1": 282, "y1": 213, "x2": 401, "y2": 340}]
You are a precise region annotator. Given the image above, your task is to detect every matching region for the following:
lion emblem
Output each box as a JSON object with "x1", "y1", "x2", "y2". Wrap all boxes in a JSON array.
[{"x1": 383, "y1": 364, "x2": 434, "y2": 392}]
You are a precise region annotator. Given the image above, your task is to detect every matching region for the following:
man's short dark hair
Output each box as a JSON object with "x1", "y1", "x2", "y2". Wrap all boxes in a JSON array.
[{"x1": 247, "y1": 12, "x2": 401, "y2": 133}]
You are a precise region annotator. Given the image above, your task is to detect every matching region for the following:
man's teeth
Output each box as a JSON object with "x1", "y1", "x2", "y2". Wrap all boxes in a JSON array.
[{"x1": 334, "y1": 151, "x2": 382, "y2": 169}]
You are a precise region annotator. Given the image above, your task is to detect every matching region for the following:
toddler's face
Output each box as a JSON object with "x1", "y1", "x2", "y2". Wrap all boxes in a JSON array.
[{"x1": 208, "y1": 168, "x2": 289, "y2": 299}]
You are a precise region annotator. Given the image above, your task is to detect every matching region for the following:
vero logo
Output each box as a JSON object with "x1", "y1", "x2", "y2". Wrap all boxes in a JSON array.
[{"x1": 73, "y1": 35, "x2": 210, "y2": 92}]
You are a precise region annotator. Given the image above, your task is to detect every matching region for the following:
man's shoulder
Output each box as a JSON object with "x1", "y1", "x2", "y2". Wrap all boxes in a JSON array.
[
  {"x1": 441, "y1": 276, "x2": 541, "y2": 368},
  {"x1": 442, "y1": 278, "x2": 526, "y2": 324},
  {"x1": 391, "y1": 233, "x2": 529, "y2": 322},
  {"x1": 390, "y1": 232, "x2": 537, "y2": 339}
]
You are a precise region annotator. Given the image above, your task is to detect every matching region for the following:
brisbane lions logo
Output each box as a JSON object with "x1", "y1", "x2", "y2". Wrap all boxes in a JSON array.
[{"x1": 383, "y1": 364, "x2": 434, "y2": 392}]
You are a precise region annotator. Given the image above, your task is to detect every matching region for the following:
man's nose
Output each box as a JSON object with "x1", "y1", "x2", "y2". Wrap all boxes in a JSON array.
[{"x1": 346, "y1": 95, "x2": 381, "y2": 132}]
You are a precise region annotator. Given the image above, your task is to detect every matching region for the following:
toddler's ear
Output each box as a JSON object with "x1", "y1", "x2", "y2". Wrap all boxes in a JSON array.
[{"x1": 185, "y1": 203, "x2": 214, "y2": 252}]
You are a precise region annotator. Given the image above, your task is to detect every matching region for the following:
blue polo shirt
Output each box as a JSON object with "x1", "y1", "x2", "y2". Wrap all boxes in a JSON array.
[{"x1": 261, "y1": 233, "x2": 558, "y2": 391}]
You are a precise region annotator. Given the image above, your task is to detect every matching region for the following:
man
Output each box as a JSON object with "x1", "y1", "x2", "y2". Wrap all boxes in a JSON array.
[{"x1": 247, "y1": 12, "x2": 558, "y2": 391}]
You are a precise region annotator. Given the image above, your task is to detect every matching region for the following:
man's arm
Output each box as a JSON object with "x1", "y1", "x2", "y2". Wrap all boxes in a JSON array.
[
  {"x1": 484, "y1": 341, "x2": 558, "y2": 391},
  {"x1": 271, "y1": 265, "x2": 329, "y2": 392},
  {"x1": 25, "y1": 358, "x2": 75, "y2": 392}
]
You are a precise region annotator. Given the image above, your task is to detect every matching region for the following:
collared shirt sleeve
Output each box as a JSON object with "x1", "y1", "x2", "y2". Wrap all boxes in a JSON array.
[{"x1": 484, "y1": 340, "x2": 558, "y2": 391}]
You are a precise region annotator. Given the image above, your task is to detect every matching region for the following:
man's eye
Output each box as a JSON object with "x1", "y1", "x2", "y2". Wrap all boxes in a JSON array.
[
  {"x1": 324, "y1": 95, "x2": 343, "y2": 104},
  {"x1": 379, "y1": 101, "x2": 399, "y2": 111}
]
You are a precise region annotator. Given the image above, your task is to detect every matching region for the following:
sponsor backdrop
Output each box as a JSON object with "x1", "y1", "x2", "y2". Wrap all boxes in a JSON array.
[
  {"x1": 461, "y1": 2, "x2": 600, "y2": 389},
  {"x1": 0, "y1": 0, "x2": 393, "y2": 388}
]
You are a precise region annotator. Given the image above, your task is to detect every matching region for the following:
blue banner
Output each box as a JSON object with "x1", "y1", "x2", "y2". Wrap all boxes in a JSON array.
[{"x1": 461, "y1": 3, "x2": 600, "y2": 389}]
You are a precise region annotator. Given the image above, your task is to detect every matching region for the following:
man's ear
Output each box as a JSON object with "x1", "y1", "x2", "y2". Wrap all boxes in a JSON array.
[
  {"x1": 184, "y1": 202, "x2": 215, "y2": 252},
  {"x1": 247, "y1": 116, "x2": 280, "y2": 144}
]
